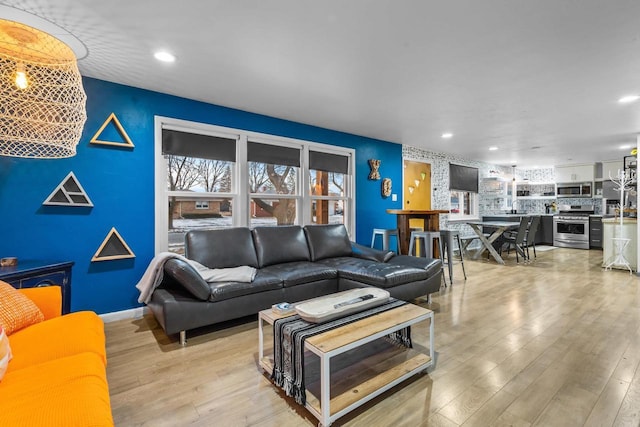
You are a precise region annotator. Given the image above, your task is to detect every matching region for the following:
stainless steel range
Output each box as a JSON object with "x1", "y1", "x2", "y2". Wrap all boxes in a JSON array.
[{"x1": 553, "y1": 205, "x2": 594, "y2": 249}]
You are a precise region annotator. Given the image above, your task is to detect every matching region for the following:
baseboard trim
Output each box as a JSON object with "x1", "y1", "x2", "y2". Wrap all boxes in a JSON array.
[{"x1": 99, "y1": 306, "x2": 149, "y2": 323}]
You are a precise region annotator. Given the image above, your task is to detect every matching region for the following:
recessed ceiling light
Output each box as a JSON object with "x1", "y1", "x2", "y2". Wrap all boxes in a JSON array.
[
  {"x1": 618, "y1": 95, "x2": 640, "y2": 104},
  {"x1": 620, "y1": 144, "x2": 632, "y2": 150},
  {"x1": 441, "y1": 133, "x2": 453, "y2": 139},
  {"x1": 154, "y1": 51, "x2": 176, "y2": 63},
  {"x1": 488, "y1": 146, "x2": 498, "y2": 151}
]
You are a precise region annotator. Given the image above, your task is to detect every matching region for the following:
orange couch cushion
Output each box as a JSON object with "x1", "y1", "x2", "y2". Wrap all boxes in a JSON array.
[
  {"x1": 18, "y1": 286, "x2": 62, "y2": 320},
  {"x1": 0, "y1": 352, "x2": 114, "y2": 426},
  {"x1": 7, "y1": 311, "x2": 106, "y2": 371},
  {"x1": 0, "y1": 280, "x2": 44, "y2": 335}
]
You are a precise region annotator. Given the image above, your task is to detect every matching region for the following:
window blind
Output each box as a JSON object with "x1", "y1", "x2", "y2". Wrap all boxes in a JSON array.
[
  {"x1": 247, "y1": 141, "x2": 300, "y2": 167},
  {"x1": 162, "y1": 129, "x2": 236, "y2": 162},
  {"x1": 309, "y1": 151, "x2": 349, "y2": 174}
]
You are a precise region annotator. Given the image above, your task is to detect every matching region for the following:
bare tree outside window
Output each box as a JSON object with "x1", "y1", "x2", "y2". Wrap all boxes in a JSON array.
[
  {"x1": 199, "y1": 159, "x2": 229, "y2": 192},
  {"x1": 249, "y1": 162, "x2": 297, "y2": 225},
  {"x1": 167, "y1": 155, "x2": 200, "y2": 230}
]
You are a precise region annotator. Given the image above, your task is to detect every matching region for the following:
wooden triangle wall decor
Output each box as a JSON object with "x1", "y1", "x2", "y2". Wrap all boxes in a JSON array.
[
  {"x1": 91, "y1": 227, "x2": 136, "y2": 262},
  {"x1": 43, "y1": 171, "x2": 94, "y2": 207},
  {"x1": 90, "y1": 112, "x2": 135, "y2": 148}
]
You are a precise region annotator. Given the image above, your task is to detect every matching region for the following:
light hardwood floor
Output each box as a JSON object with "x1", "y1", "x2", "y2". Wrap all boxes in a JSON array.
[{"x1": 105, "y1": 247, "x2": 640, "y2": 426}]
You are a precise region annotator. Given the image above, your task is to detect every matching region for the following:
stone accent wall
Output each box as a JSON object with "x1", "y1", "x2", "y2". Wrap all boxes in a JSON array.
[{"x1": 402, "y1": 146, "x2": 511, "y2": 233}]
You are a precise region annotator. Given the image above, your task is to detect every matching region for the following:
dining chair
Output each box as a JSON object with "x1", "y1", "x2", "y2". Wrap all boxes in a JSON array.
[
  {"x1": 523, "y1": 216, "x2": 541, "y2": 260},
  {"x1": 501, "y1": 216, "x2": 529, "y2": 263}
]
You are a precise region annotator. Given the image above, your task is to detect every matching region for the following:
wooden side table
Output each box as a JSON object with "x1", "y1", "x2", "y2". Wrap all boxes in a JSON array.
[{"x1": 0, "y1": 260, "x2": 74, "y2": 314}]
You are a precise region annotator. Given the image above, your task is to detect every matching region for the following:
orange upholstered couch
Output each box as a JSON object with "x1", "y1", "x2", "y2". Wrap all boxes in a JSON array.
[{"x1": 0, "y1": 286, "x2": 114, "y2": 426}]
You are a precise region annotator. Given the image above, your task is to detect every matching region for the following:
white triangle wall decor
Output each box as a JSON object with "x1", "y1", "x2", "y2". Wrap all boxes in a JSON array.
[{"x1": 43, "y1": 171, "x2": 93, "y2": 207}]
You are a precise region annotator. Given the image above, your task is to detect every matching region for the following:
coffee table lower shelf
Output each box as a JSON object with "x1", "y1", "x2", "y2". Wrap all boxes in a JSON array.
[{"x1": 258, "y1": 304, "x2": 434, "y2": 427}]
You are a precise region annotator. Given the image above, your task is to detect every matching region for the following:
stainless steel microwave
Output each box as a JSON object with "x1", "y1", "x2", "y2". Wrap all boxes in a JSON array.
[{"x1": 556, "y1": 182, "x2": 592, "y2": 198}]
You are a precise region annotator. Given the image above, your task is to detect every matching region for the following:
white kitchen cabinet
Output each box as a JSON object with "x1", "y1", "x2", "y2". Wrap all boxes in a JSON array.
[
  {"x1": 555, "y1": 164, "x2": 595, "y2": 183},
  {"x1": 602, "y1": 160, "x2": 624, "y2": 181}
]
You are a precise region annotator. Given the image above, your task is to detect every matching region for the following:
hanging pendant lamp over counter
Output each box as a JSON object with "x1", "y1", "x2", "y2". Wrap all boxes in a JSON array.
[{"x1": 0, "y1": 18, "x2": 87, "y2": 158}]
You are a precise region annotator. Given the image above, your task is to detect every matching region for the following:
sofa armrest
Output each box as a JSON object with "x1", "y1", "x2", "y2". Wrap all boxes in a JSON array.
[
  {"x1": 163, "y1": 258, "x2": 211, "y2": 301},
  {"x1": 350, "y1": 242, "x2": 395, "y2": 263},
  {"x1": 18, "y1": 286, "x2": 62, "y2": 320}
]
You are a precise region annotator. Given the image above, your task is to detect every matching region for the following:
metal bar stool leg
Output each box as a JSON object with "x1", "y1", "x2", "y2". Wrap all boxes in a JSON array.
[
  {"x1": 456, "y1": 234, "x2": 467, "y2": 280},
  {"x1": 438, "y1": 236, "x2": 447, "y2": 287},
  {"x1": 446, "y1": 235, "x2": 454, "y2": 283}
]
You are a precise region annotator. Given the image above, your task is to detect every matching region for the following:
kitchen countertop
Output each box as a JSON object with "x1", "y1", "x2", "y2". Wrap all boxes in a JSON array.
[
  {"x1": 602, "y1": 217, "x2": 637, "y2": 224},
  {"x1": 484, "y1": 213, "x2": 557, "y2": 217}
]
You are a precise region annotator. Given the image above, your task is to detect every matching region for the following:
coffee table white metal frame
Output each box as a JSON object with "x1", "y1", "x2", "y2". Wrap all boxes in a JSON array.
[{"x1": 258, "y1": 304, "x2": 434, "y2": 427}]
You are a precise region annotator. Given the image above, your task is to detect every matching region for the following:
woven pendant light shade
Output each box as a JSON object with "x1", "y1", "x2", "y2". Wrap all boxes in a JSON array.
[{"x1": 0, "y1": 19, "x2": 87, "y2": 158}]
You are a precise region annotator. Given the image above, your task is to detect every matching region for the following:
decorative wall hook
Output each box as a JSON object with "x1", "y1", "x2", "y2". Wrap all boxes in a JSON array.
[{"x1": 368, "y1": 159, "x2": 381, "y2": 180}]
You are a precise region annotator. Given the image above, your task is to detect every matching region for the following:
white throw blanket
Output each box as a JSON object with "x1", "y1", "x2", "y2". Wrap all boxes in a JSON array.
[{"x1": 135, "y1": 252, "x2": 257, "y2": 304}]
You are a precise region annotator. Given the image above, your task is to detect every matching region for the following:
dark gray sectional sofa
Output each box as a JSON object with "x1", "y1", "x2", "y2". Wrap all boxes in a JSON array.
[{"x1": 147, "y1": 224, "x2": 442, "y2": 344}]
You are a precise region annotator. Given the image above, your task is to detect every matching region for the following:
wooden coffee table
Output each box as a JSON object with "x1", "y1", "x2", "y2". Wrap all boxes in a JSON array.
[{"x1": 258, "y1": 303, "x2": 434, "y2": 427}]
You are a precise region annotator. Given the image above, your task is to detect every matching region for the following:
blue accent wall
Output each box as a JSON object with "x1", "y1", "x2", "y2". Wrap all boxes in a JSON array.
[{"x1": 0, "y1": 77, "x2": 403, "y2": 314}]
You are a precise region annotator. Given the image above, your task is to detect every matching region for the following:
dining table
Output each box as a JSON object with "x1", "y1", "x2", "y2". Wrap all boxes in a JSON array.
[{"x1": 464, "y1": 220, "x2": 521, "y2": 265}]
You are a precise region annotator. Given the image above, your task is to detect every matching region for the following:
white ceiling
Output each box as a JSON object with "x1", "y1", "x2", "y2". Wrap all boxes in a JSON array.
[{"x1": 3, "y1": 0, "x2": 640, "y2": 167}]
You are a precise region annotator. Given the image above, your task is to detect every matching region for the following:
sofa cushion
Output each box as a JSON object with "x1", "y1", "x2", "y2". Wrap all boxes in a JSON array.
[
  {"x1": 303, "y1": 224, "x2": 352, "y2": 261},
  {"x1": 208, "y1": 270, "x2": 282, "y2": 302},
  {"x1": 260, "y1": 262, "x2": 337, "y2": 287},
  {"x1": 186, "y1": 227, "x2": 259, "y2": 268},
  {"x1": 0, "y1": 352, "x2": 113, "y2": 426},
  {"x1": 317, "y1": 257, "x2": 427, "y2": 288},
  {"x1": 252, "y1": 226, "x2": 310, "y2": 267},
  {"x1": 163, "y1": 258, "x2": 211, "y2": 301},
  {"x1": 387, "y1": 255, "x2": 442, "y2": 278},
  {"x1": 7, "y1": 311, "x2": 106, "y2": 371},
  {"x1": 0, "y1": 281, "x2": 44, "y2": 335}
]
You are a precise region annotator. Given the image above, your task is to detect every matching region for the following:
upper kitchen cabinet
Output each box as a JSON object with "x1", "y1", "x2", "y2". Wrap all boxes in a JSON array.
[
  {"x1": 555, "y1": 164, "x2": 595, "y2": 183},
  {"x1": 601, "y1": 160, "x2": 623, "y2": 181}
]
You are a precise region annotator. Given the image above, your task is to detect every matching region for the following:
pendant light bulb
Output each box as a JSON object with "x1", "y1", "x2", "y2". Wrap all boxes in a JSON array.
[{"x1": 15, "y1": 63, "x2": 28, "y2": 89}]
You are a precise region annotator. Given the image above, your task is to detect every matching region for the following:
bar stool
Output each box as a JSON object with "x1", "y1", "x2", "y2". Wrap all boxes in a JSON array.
[
  {"x1": 408, "y1": 230, "x2": 441, "y2": 259},
  {"x1": 370, "y1": 228, "x2": 399, "y2": 254},
  {"x1": 439, "y1": 229, "x2": 467, "y2": 284}
]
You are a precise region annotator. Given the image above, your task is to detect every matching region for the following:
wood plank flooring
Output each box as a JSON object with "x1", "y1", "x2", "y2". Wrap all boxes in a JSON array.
[{"x1": 105, "y1": 247, "x2": 640, "y2": 426}]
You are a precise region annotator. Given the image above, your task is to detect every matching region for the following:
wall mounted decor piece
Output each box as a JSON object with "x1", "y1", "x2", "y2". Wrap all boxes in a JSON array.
[
  {"x1": 382, "y1": 178, "x2": 392, "y2": 198},
  {"x1": 89, "y1": 112, "x2": 134, "y2": 148},
  {"x1": 91, "y1": 227, "x2": 135, "y2": 262},
  {"x1": 368, "y1": 159, "x2": 381, "y2": 180},
  {"x1": 43, "y1": 171, "x2": 93, "y2": 207}
]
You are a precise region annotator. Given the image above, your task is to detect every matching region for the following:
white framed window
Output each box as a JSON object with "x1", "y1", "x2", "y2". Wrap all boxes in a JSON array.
[
  {"x1": 449, "y1": 191, "x2": 479, "y2": 220},
  {"x1": 248, "y1": 139, "x2": 301, "y2": 227},
  {"x1": 308, "y1": 149, "x2": 349, "y2": 226},
  {"x1": 154, "y1": 117, "x2": 355, "y2": 254}
]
